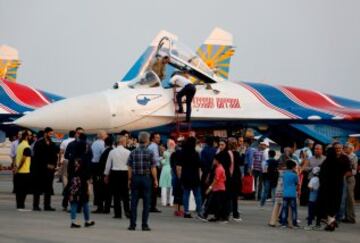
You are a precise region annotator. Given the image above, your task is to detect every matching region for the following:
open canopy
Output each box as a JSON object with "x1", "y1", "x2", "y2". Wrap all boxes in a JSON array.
[{"x1": 156, "y1": 37, "x2": 220, "y2": 84}]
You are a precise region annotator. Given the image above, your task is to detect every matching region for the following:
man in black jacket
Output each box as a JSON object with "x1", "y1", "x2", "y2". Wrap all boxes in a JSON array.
[{"x1": 32, "y1": 127, "x2": 59, "y2": 211}]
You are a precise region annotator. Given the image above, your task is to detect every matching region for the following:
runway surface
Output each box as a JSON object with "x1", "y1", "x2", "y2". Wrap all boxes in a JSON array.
[{"x1": 0, "y1": 173, "x2": 359, "y2": 243}]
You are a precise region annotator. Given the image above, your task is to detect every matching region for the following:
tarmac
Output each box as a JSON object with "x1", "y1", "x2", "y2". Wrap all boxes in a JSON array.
[{"x1": 0, "y1": 172, "x2": 359, "y2": 243}]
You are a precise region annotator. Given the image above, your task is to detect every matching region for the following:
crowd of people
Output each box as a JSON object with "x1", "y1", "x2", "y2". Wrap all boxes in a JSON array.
[{"x1": 9, "y1": 128, "x2": 359, "y2": 232}]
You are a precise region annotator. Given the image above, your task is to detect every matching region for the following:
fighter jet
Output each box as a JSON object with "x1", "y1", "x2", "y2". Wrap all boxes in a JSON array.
[{"x1": 13, "y1": 28, "x2": 360, "y2": 145}]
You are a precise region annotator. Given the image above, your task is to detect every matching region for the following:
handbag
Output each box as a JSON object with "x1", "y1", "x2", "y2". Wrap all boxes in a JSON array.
[{"x1": 242, "y1": 175, "x2": 254, "y2": 194}]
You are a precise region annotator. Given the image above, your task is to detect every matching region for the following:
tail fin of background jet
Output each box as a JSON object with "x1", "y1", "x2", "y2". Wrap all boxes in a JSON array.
[
  {"x1": 0, "y1": 45, "x2": 20, "y2": 82},
  {"x1": 197, "y1": 27, "x2": 235, "y2": 80}
]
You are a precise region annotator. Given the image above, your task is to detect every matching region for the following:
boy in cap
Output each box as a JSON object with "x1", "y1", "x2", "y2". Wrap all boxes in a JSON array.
[{"x1": 305, "y1": 167, "x2": 321, "y2": 230}]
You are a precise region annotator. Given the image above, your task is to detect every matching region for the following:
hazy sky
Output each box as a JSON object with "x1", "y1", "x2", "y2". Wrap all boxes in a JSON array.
[{"x1": 1, "y1": 0, "x2": 359, "y2": 100}]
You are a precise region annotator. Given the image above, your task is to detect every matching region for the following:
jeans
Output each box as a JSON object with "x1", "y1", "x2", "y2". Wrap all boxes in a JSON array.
[
  {"x1": 281, "y1": 197, "x2": 297, "y2": 226},
  {"x1": 130, "y1": 175, "x2": 151, "y2": 228},
  {"x1": 183, "y1": 186, "x2": 202, "y2": 214},
  {"x1": 260, "y1": 180, "x2": 275, "y2": 206},
  {"x1": 70, "y1": 202, "x2": 90, "y2": 222}
]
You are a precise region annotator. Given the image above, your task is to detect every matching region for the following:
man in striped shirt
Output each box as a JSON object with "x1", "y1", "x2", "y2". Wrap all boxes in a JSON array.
[{"x1": 252, "y1": 142, "x2": 267, "y2": 201}]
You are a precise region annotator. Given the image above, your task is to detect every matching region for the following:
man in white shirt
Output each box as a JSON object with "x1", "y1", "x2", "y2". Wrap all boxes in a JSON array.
[
  {"x1": 104, "y1": 135, "x2": 131, "y2": 219},
  {"x1": 91, "y1": 130, "x2": 107, "y2": 213},
  {"x1": 295, "y1": 138, "x2": 314, "y2": 163},
  {"x1": 10, "y1": 131, "x2": 22, "y2": 170},
  {"x1": 59, "y1": 131, "x2": 76, "y2": 186},
  {"x1": 9, "y1": 131, "x2": 21, "y2": 194},
  {"x1": 170, "y1": 71, "x2": 196, "y2": 122},
  {"x1": 260, "y1": 140, "x2": 269, "y2": 172}
]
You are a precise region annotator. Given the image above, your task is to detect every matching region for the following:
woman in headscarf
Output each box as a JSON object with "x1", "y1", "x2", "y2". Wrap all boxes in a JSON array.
[
  {"x1": 317, "y1": 142, "x2": 352, "y2": 231},
  {"x1": 170, "y1": 138, "x2": 184, "y2": 216},
  {"x1": 68, "y1": 158, "x2": 94, "y2": 228}
]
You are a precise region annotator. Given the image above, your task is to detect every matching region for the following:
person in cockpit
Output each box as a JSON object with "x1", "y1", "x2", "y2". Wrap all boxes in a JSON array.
[
  {"x1": 151, "y1": 56, "x2": 170, "y2": 81},
  {"x1": 169, "y1": 71, "x2": 196, "y2": 122}
]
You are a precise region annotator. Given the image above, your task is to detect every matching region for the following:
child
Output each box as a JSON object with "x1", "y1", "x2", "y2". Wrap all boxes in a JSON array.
[
  {"x1": 69, "y1": 158, "x2": 95, "y2": 228},
  {"x1": 200, "y1": 153, "x2": 227, "y2": 223},
  {"x1": 280, "y1": 160, "x2": 299, "y2": 228},
  {"x1": 268, "y1": 160, "x2": 286, "y2": 227},
  {"x1": 260, "y1": 150, "x2": 279, "y2": 207},
  {"x1": 304, "y1": 167, "x2": 320, "y2": 230}
]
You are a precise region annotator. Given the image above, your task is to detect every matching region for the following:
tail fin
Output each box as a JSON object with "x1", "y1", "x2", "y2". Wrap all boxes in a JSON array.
[
  {"x1": 0, "y1": 45, "x2": 20, "y2": 82},
  {"x1": 196, "y1": 27, "x2": 235, "y2": 80},
  {"x1": 121, "y1": 30, "x2": 178, "y2": 81}
]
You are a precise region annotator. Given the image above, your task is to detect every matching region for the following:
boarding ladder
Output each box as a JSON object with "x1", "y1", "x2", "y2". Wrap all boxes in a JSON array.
[{"x1": 172, "y1": 86, "x2": 191, "y2": 138}]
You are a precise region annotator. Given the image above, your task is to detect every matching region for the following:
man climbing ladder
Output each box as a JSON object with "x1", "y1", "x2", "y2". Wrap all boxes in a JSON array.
[{"x1": 169, "y1": 71, "x2": 196, "y2": 122}]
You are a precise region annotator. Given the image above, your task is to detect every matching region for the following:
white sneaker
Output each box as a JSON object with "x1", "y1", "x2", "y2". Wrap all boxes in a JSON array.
[
  {"x1": 17, "y1": 208, "x2": 32, "y2": 212},
  {"x1": 232, "y1": 217, "x2": 243, "y2": 222},
  {"x1": 219, "y1": 220, "x2": 229, "y2": 224}
]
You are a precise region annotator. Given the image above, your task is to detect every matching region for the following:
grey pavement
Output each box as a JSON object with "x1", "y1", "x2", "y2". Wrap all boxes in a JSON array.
[{"x1": 0, "y1": 172, "x2": 359, "y2": 243}]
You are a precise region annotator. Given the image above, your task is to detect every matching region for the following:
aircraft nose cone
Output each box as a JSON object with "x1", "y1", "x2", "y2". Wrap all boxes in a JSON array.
[{"x1": 14, "y1": 92, "x2": 112, "y2": 132}]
